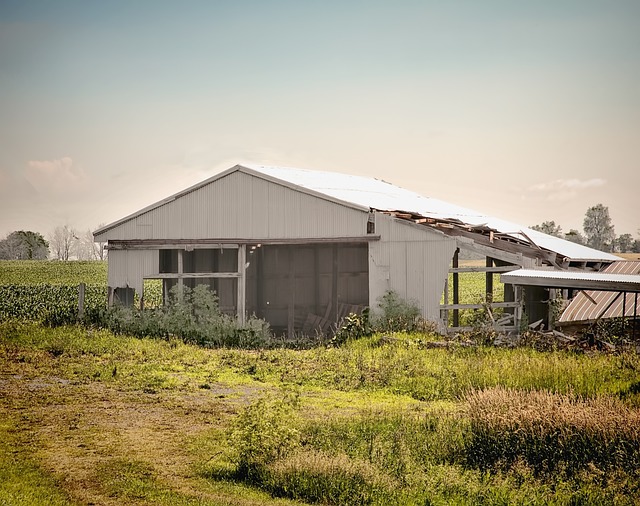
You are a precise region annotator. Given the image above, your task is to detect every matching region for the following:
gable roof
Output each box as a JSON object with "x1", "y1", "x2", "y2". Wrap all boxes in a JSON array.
[{"x1": 95, "y1": 163, "x2": 620, "y2": 263}]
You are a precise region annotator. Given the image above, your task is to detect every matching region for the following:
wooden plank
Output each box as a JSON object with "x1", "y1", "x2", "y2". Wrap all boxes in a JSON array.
[
  {"x1": 447, "y1": 326, "x2": 517, "y2": 332},
  {"x1": 440, "y1": 302, "x2": 521, "y2": 310},
  {"x1": 449, "y1": 266, "x2": 518, "y2": 273},
  {"x1": 151, "y1": 273, "x2": 242, "y2": 279},
  {"x1": 107, "y1": 236, "x2": 381, "y2": 250}
]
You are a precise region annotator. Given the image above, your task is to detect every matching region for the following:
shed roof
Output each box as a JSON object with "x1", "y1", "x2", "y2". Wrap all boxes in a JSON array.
[
  {"x1": 500, "y1": 266, "x2": 640, "y2": 293},
  {"x1": 558, "y1": 261, "x2": 640, "y2": 322},
  {"x1": 95, "y1": 163, "x2": 620, "y2": 263}
]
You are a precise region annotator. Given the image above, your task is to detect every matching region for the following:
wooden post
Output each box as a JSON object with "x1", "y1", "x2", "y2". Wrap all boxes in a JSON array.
[
  {"x1": 288, "y1": 246, "x2": 295, "y2": 338},
  {"x1": 237, "y1": 245, "x2": 246, "y2": 325},
  {"x1": 485, "y1": 257, "x2": 493, "y2": 302},
  {"x1": 452, "y1": 248, "x2": 459, "y2": 328},
  {"x1": 332, "y1": 244, "x2": 339, "y2": 325},
  {"x1": 443, "y1": 276, "x2": 449, "y2": 330},
  {"x1": 514, "y1": 285, "x2": 523, "y2": 333},
  {"x1": 78, "y1": 283, "x2": 86, "y2": 320},
  {"x1": 177, "y1": 249, "x2": 184, "y2": 296}
]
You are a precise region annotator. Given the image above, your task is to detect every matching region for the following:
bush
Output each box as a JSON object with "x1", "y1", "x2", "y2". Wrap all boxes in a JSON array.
[
  {"x1": 229, "y1": 389, "x2": 301, "y2": 480},
  {"x1": 104, "y1": 284, "x2": 272, "y2": 348},
  {"x1": 371, "y1": 291, "x2": 436, "y2": 334}
]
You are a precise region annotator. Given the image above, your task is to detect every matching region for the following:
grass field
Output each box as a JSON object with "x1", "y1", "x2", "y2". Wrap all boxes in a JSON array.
[
  {"x1": 2, "y1": 260, "x2": 640, "y2": 504},
  {"x1": 1, "y1": 322, "x2": 639, "y2": 505}
]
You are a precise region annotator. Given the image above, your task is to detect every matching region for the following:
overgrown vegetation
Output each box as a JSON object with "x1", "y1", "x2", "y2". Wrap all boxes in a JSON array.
[
  {"x1": 2, "y1": 321, "x2": 640, "y2": 505},
  {"x1": 104, "y1": 284, "x2": 272, "y2": 348},
  {"x1": 2, "y1": 260, "x2": 640, "y2": 504}
]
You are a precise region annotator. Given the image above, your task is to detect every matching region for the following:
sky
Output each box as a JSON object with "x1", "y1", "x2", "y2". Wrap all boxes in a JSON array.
[{"x1": 1, "y1": 0, "x2": 639, "y2": 241}]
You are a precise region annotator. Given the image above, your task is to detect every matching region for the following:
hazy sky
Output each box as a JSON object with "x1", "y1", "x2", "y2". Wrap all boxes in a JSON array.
[{"x1": 1, "y1": 0, "x2": 639, "y2": 241}]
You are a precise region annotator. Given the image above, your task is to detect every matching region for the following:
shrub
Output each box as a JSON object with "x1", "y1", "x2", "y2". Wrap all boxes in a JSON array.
[
  {"x1": 103, "y1": 284, "x2": 271, "y2": 348},
  {"x1": 371, "y1": 291, "x2": 435, "y2": 333},
  {"x1": 331, "y1": 309, "x2": 372, "y2": 347},
  {"x1": 229, "y1": 389, "x2": 301, "y2": 480}
]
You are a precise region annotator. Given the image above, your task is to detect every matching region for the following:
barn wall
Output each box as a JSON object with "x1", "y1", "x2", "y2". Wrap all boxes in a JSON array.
[
  {"x1": 96, "y1": 171, "x2": 369, "y2": 241},
  {"x1": 369, "y1": 214, "x2": 457, "y2": 323},
  {"x1": 107, "y1": 249, "x2": 158, "y2": 297}
]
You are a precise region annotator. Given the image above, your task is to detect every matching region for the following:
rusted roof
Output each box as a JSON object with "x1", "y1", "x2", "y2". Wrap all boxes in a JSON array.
[{"x1": 558, "y1": 261, "x2": 640, "y2": 322}]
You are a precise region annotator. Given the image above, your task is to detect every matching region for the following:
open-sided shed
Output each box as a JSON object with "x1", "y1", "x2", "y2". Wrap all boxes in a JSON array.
[{"x1": 95, "y1": 164, "x2": 619, "y2": 336}]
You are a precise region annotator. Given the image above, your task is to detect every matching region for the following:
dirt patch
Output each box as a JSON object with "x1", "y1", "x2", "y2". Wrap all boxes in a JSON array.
[{"x1": 0, "y1": 372, "x2": 275, "y2": 505}]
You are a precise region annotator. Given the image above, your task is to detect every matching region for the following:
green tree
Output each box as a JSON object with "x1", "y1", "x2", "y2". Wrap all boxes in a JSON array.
[
  {"x1": 583, "y1": 204, "x2": 615, "y2": 252},
  {"x1": 530, "y1": 221, "x2": 563, "y2": 237},
  {"x1": 615, "y1": 233, "x2": 634, "y2": 253},
  {"x1": 0, "y1": 231, "x2": 49, "y2": 259},
  {"x1": 564, "y1": 229, "x2": 585, "y2": 245}
]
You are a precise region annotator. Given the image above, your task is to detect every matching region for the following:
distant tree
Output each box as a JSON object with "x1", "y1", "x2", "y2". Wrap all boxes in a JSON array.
[
  {"x1": 0, "y1": 231, "x2": 49, "y2": 260},
  {"x1": 564, "y1": 229, "x2": 585, "y2": 245},
  {"x1": 633, "y1": 239, "x2": 640, "y2": 254},
  {"x1": 615, "y1": 233, "x2": 634, "y2": 253},
  {"x1": 530, "y1": 221, "x2": 563, "y2": 237},
  {"x1": 73, "y1": 228, "x2": 106, "y2": 260},
  {"x1": 50, "y1": 225, "x2": 78, "y2": 261},
  {"x1": 583, "y1": 204, "x2": 615, "y2": 252},
  {"x1": 91, "y1": 224, "x2": 107, "y2": 260}
]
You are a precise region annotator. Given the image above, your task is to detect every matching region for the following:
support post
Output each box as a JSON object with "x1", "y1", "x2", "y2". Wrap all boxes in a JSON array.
[
  {"x1": 237, "y1": 244, "x2": 246, "y2": 325},
  {"x1": 453, "y1": 248, "x2": 459, "y2": 328},
  {"x1": 514, "y1": 285, "x2": 523, "y2": 333},
  {"x1": 485, "y1": 257, "x2": 493, "y2": 302},
  {"x1": 177, "y1": 249, "x2": 184, "y2": 299}
]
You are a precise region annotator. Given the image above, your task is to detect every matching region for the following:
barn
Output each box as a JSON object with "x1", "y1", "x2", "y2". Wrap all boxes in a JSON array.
[{"x1": 94, "y1": 164, "x2": 620, "y2": 336}]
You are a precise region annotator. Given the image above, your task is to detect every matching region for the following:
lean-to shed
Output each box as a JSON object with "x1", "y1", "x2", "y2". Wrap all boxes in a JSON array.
[
  {"x1": 556, "y1": 260, "x2": 640, "y2": 328},
  {"x1": 94, "y1": 164, "x2": 620, "y2": 336}
]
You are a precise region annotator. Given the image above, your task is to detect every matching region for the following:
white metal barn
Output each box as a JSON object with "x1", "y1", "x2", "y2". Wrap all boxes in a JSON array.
[{"x1": 94, "y1": 164, "x2": 619, "y2": 336}]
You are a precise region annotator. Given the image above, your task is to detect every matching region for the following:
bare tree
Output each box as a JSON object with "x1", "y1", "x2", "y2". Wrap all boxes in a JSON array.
[
  {"x1": 92, "y1": 224, "x2": 107, "y2": 260},
  {"x1": 73, "y1": 229, "x2": 107, "y2": 260},
  {"x1": 50, "y1": 225, "x2": 78, "y2": 261}
]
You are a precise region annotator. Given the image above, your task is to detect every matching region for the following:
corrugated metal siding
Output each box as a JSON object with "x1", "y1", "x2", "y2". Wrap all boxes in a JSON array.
[
  {"x1": 108, "y1": 249, "x2": 158, "y2": 296},
  {"x1": 369, "y1": 215, "x2": 456, "y2": 322},
  {"x1": 99, "y1": 171, "x2": 368, "y2": 241},
  {"x1": 559, "y1": 261, "x2": 640, "y2": 322}
]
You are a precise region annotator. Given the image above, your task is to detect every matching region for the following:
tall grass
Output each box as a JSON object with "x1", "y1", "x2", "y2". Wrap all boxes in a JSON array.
[{"x1": 465, "y1": 387, "x2": 640, "y2": 477}]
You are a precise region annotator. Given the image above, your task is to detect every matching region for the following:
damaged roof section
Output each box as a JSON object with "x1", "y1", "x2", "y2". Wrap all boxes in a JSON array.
[
  {"x1": 558, "y1": 261, "x2": 640, "y2": 324},
  {"x1": 248, "y1": 165, "x2": 620, "y2": 267}
]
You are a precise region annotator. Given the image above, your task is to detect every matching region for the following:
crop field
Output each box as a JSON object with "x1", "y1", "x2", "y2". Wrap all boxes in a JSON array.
[
  {"x1": 0, "y1": 260, "x2": 107, "y2": 285},
  {"x1": 1, "y1": 260, "x2": 639, "y2": 505},
  {"x1": 0, "y1": 261, "x2": 162, "y2": 322}
]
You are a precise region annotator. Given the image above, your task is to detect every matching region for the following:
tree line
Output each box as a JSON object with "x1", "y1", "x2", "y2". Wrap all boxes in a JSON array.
[
  {"x1": 0, "y1": 225, "x2": 106, "y2": 261},
  {"x1": 530, "y1": 203, "x2": 639, "y2": 253}
]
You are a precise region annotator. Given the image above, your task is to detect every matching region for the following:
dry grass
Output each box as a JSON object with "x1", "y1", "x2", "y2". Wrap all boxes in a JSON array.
[{"x1": 465, "y1": 387, "x2": 640, "y2": 476}]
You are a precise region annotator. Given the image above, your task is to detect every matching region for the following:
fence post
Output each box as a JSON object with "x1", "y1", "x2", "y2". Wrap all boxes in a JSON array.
[{"x1": 78, "y1": 283, "x2": 86, "y2": 320}]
